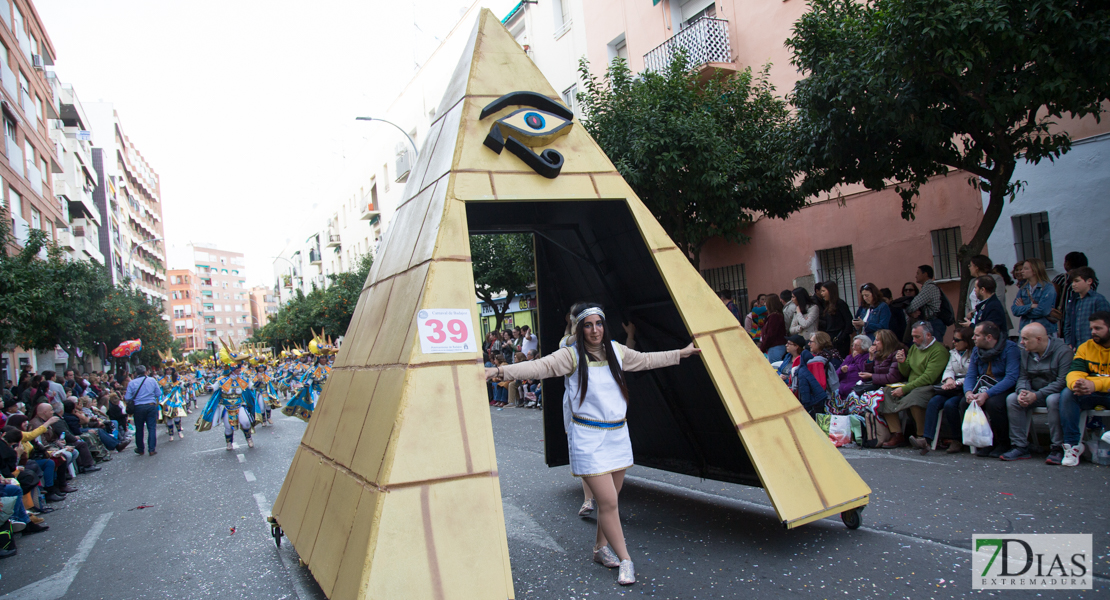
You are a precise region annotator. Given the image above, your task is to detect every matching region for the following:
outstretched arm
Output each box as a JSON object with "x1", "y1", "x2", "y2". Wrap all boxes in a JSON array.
[{"x1": 621, "y1": 343, "x2": 701, "y2": 372}]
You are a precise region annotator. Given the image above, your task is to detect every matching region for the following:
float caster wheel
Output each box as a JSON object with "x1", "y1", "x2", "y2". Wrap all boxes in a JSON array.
[{"x1": 841, "y1": 507, "x2": 863, "y2": 530}]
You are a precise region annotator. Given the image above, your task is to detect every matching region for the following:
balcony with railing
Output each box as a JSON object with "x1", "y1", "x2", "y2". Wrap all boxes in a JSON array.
[
  {"x1": 26, "y1": 161, "x2": 42, "y2": 196},
  {"x1": 5, "y1": 136, "x2": 23, "y2": 177},
  {"x1": 0, "y1": 62, "x2": 16, "y2": 101},
  {"x1": 309, "y1": 248, "x2": 322, "y2": 265},
  {"x1": 326, "y1": 233, "x2": 341, "y2": 248},
  {"x1": 643, "y1": 17, "x2": 734, "y2": 74}
]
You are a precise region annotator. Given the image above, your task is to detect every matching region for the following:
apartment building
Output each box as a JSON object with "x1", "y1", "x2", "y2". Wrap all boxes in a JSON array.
[
  {"x1": 47, "y1": 75, "x2": 103, "y2": 265},
  {"x1": 85, "y1": 102, "x2": 167, "y2": 302},
  {"x1": 248, "y1": 286, "x2": 280, "y2": 331},
  {"x1": 0, "y1": 0, "x2": 62, "y2": 253},
  {"x1": 192, "y1": 244, "x2": 253, "y2": 343},
  {"x1": 166, "y1": 269, "x2": 203, "y2": 353}
]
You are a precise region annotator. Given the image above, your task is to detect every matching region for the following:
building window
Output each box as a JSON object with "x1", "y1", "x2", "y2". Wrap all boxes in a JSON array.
[
  {"x1": 1012, "y1": 212, "x2": 1053, "y2": 269},
  {"x1": 608, "y1": 34, "x2": 628, "y2": 65},
  {"x1": 815, "y1": 245, "x2": 858, "y2": 313},
  {"x1": 700, "y1": 263, "x2": 748, "y2": 313},
  {"x1": 930, "y1": 227, "x2": 962, "y2": 281},
  {"x1": 562, "y1": 84, "x2": 578, "y2": 116}
]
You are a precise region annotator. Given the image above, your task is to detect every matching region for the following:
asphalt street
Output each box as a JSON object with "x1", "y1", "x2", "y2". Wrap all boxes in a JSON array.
[{"x1": 1, "y1": 395, "x2": 1106, "y2": 599}]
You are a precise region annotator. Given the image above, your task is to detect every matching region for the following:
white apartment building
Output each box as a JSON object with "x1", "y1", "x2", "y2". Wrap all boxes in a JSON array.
[
  {"x1": 46, "y1": 75, "x2": 104, "y2": 265},
  {"x1": 502, "y1": 0, "x2": 588, "y2": 117}
]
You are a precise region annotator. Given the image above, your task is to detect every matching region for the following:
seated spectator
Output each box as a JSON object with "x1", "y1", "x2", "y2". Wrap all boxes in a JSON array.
[
  {"x1": 778, "y1": 335, "x2": 826, "y2": 416},
  {"x1": 962, "y1": 275, "x2": 1007, "y2": 332},
  {"x1": 760, "y1": 294, "x2": 787, "y2": 363},
  {"x1": 1063, "y1": 267, "x2": 1109, "y2": 350},
  {"x1": 963, "y1": 321, "x2": 1021, "y2": 457},
  {"x1": 1057, "y1": 311, "x2": 1110, "y2": 467},
  {"x1": 853, "y1": 283, "x2": 890, "y2": 337},
  {"x1": 883, "y1": 322, "x2": 948, "y2": 449},
  {"x1": 827, "y1": 329, "x2": 903, "y2": 426},
  {"x1": 789, "y1": 288, "x2": 820, "y2": 339},
  {"x1": 489, "y1": 356, "x2": 509, "y2": 407},
  {"x1": 889, "y1": 283, "x2": 918, "y2": 344},
  {"x1": 817, "y1": 282, "x2": 853, "y2": 356},
  {"x1": 1012, "y1": 258, "x2": 1057, "y2": 332},
  {"x1": 837, "y1": 335, "x2": 872, "y2": 401},
  {"x1": 63, "y1": 398, "x2": 121, "y2": 453},
  {"x1": 919, "y1": 326, "x2": 974, "y2": 454},
  {"x1": 7, "y1": 413, "x2": 74, "y2": 504},
  {"x1": 1003, "y1": 323, "x2": 1072, "y2": 461}
]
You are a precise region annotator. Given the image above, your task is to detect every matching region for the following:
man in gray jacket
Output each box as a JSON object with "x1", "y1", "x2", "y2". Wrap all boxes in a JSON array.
[{"x1": 1001, "y1": 323, "x2": 1073, "y2": 461}]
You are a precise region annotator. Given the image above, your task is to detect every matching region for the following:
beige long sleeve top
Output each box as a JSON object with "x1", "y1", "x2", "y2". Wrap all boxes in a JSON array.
[{"x1": 498, "y1": 343, "x2": 682, "y2": 381}]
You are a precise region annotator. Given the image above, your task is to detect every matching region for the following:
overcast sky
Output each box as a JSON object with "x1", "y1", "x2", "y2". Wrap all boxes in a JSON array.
[{"x1": 36, "y1": 0, "x2": 517, "y2": 285}]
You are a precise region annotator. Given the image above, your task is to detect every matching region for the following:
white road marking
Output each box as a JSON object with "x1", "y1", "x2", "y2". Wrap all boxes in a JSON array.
[
  {"x1": 244, "y1": 470, "x2": 257, "y2": 482},
  {"x1": 254, "y1": 493, "x2": 313, "y2": 600},
  {"x1": 237, "y1": 453, "x2": 246, "y2": 463},
  {"x1": 193, "y1": 442, "x2": 240, "y2": 455},
  {"x1": 501, "y1": 501, "x2": 564, "y2": 553},
  {"x1": 0, "y1": 512, "x2": 113, "y2": 600}
]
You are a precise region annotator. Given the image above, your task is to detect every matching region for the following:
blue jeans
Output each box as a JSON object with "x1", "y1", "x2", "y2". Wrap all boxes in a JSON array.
[
  {"x1": 766, "y1": 345, "x2": 787, "y2": 364},
  {"x1": 33, "y1": 458, "x2": 56, "y2": 488},
  {"x1": 1, "y1": 484, "x2": 30, "y2": 523},
  {"x1": 493, "y1": 384, "x2": 507, "y2": 403},
  {"x1": 924, "y1": 393, "x2": 963, "y2": 441},
  {"x1": 1060, "y1": 389, "x2": 1109, "y2": 445},
  {"x1": 132, "y1": 403, "x2": 159, "y2": 452}
]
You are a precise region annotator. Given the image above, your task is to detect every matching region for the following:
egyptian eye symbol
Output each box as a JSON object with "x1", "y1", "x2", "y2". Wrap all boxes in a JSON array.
[{"x1": 481, "y1": 91, "x2": 574, "y2": 179}]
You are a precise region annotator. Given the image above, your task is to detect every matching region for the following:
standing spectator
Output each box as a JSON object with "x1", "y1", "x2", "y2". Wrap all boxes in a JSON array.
[
  {"x1": 124, "y1": 365, "x2": 162, "y2": 456},
  {"x1": 788, "y1": 288, "x2": 820, "y2": 339},
  {"x1": 1058, "y1": 311, "x2": 1110, "y2": 467},
  {"x1": 1002, "y1": 323, "x2": 1072, "y2": 461},
  {"x1": 499, "y1": 330, "x2": 517, "y2": 364},
  {"x1": 63, "y1": 370, "x2": 85, "y2": 398},
  {"x1": 1063, "y1": 267, "x2": 1109, "y2": 349},
  {"x1": 907, "y1": 265, "x2": 947, "y2": 342},
  {"x1": 884, "y1": 321, "x2": 948, "y2": 448},
  {"x1": 719, "y1": 289, "x2": 740, "y2": 322},
  {"x1": 817, "y1": 282, "x2": 853, "y2": 356},
  {"x1": 42, "y1": 371, "x2": 68, "y2": 412},
  {"x1": 918, "y1": 326, "x2": 974, "y2": 454},
  {"x1": 966, "y1": 255, "x2": 1013, "y2": 333},
  {"x1": 519, "y1": 325, "x2": 539, "y2": 357},
  {"x1": 744, "y1": 295, "x2": 768, "y2": 343},
  {"x1": 1011, "y1": 258, "x2": 1057, "y2": 332},
  {"x1": 994, "y1": 263, "x2": 1018, "y2": 337},
  {"x1": 889, "y1": 283, "x2": 918, "y2": 344},
  {"x1": 962, "y1": 275, "x2": 1007, "y2": 332},
  {"x1": 963, "y1": 321, "x2": 1021, "y2": 457},
  {"x1": 1052, "y1": 252, "x2": 1096, "y2": 338},
  {"x1": 853, "y1": 283, "x2": 891, "y2": 337},
  {"x1": 760, "y1": 294, "x2": 787, "y2": 363},
  {"x1": 483, "y1": 332, "x2": 500, "y2": 365},
  {"x1": 780, "y1": 290, "x2": 797, "y2": 335}
]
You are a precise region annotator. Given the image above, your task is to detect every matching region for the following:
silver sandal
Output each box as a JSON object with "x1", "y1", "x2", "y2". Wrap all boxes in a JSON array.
[
  {"x1": 593, "y1": 545, "x2": 619, "y2": 568},
  {"x1": 618, "y1": 559, "x2": 635, "y2": 585},
  {"x1": 578, "y1": 498, "x2": 596, "y2": 517}
]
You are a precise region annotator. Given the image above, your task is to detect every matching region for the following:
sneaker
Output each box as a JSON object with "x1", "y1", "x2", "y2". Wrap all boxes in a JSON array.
[
  {"x1": 578, "y1": 498, "x2": 596, "y2": 517},
  {"x1": 593, "y1": 545, "x2": 620, "y2": 568},
  {"x1": 1045, "y1": 445, "x2": 1064, "y2": 465},
  {"x1": 226, "y1": 442, "x2": 234, "y2": 451},
  {"x1": 23, "y1": 521, "x2": 49, "y2": 534},
  {"x1": 618, "y1": 559, "x2": 636, "y2": 585},
  {"x1": 10, "y1": 520, "x2": 26, "y2": 533},
  {"x1": 1000, "y1": 447, "x2": 1031, "y2": 461},
  {"x1": 0, "y1": 547, "x2": 16, "y2": 559},
  {"x1": 247, "y1": 438, "x2": 254, "y2": 449},
  {"x1": 167, "y1": 435, "x2": 174, "y2": 442},
  {"x1": 179, "y1": 432, "x2": 185, "y2": 439},
  {"x1": 1062, "y1": 443, "x2": 1084, "y2": 467}
]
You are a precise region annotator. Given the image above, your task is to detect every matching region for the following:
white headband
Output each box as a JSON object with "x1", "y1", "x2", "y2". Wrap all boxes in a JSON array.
[{"x1": 573, "y1": 307, "x2": 606, "y2": 330}]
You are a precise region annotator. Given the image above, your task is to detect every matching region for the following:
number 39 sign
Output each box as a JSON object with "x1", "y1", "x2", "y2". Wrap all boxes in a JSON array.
[{"x1": 416, "y1": 309, "x2": 476, "y2": 354}]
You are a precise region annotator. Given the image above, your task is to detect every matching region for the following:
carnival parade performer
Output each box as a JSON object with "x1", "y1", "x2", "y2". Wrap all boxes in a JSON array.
[
  {"x1": 252, "y1": 364, "x2": 280, "y2": 426},
  {"x1": 195, "y1": 339, "x2": 265, "y2": 450},
  {"x1": 281, "y1": 330, "x2": 335, "y2": 421},
  {"x1": 485, "y1": 303, "x2": 700, "y2": 586},
  {"x1": 158, "y1": 362, "x2": 188, "y2": 441}
]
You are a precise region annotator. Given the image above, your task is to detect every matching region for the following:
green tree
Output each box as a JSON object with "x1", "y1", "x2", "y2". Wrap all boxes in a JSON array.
[
  {"x1": 0, "y1": 220, "x2": 50, "y2": 348},
  {"x1": 788, "y1": 0, "x2": 1110, "y2": 314},
  {"x1": 469, "y1": 234, "x2": 534, "y2": 332},
  {"x1": 577, "y1": 54, "x2": 804, "y2": 268}
]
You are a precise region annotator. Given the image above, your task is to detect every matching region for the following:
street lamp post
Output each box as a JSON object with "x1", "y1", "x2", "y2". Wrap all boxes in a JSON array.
[{"x1": 354, "y1": 117, "x2": 419, "y2": 158}]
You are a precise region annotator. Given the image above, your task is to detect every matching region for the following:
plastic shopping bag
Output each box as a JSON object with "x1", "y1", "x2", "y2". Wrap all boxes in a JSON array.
[
  {"x1": 828, "y1": 414, "x2": 852, "y2": 447},
  {"x1": 962, "y1": 401, "x2": 993, "y2": 448}
]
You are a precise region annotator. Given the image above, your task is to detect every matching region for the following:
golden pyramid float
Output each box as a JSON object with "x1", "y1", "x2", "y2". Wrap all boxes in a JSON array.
[{"x1": 271, "y1": 9, "x2": 870, "y2": 599}]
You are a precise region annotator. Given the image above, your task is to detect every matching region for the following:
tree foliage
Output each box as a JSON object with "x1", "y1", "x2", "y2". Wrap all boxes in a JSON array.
[
  {"x1": 0, "y1": 219, "x2": 173, "y2": 366},
  {"x1": 577, "y1": 53, "x2": 804, "y2": 268},
  {"x1": 253, "y1": 252, "x2": 374, "y2": 348},
  {"x1": 469, "y1": 234, "x2": 534, "y2": 332},
  {"x1": 788, "y1": 0, "x2": 1110, "y2": 313}
]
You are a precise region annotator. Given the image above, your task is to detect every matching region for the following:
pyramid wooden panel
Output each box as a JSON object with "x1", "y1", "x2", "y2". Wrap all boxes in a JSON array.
[{"x1": 273, "y1": 9, "x2": 870, "y2": 599}]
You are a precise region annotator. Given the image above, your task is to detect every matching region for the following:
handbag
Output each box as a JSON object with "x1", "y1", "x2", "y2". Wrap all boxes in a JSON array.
[
  {"x1": 853, "y1": 382, "x2": 879, "y2": 395},
  {"x1": 931, "y1": 384, "x2": 962, "y2": 398}
]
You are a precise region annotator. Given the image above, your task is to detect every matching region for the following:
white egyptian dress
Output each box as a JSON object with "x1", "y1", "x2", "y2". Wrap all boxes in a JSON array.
[{"x1": 501, "y1": 341, "x2": 681, "y2": 477}]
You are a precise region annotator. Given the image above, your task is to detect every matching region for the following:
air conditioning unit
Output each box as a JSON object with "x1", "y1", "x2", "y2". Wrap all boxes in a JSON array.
[
  {"x1": 394, "y1": 142, "x2": 412, "y2": 183},
  {"x1": 32, "y1": 55, "x2": 44, "y2": 70}
]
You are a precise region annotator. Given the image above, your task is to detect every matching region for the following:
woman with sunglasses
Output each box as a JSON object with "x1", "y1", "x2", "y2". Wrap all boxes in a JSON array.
[
  {"x1": 486, "y1": 303, "x2": 700, "y2": 586},
  {"x1": 915, "y1": 326, "x2": 975, "y2": 454}
]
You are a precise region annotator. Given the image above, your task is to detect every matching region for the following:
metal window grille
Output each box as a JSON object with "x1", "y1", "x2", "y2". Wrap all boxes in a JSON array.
[
  {"x1": 930, "y1": 227, "x2": 962, "y2": 281},
  {"x1": 1011, "y1": 212, "x2": 1054, "y2": 269},
  {"x1": 643, "y1": 17, "x2": 732, "y2": 73},
  {"x1": 815, "y1": 245, "x2": 858, "y2": 314},
  {"x1": 700, "y1": 263, "x2": 748, "y2": 312}
]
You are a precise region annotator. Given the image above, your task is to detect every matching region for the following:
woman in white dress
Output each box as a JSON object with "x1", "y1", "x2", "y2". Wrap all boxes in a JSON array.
[{"x1": 486, "y1": 303, "x2": 701, "y2": 586}]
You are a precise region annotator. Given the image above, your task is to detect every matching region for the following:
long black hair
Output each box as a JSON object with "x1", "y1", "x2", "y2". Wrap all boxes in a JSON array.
[
  {"x1": 572, "y1": 303, "x2": 629, "y2": 406},
  {"x1": 792, "y1": 287, "x2": 813, "y2": 314}
]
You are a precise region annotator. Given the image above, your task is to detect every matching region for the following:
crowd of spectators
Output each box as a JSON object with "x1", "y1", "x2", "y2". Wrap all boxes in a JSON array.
[
  {"x1": 740, "y1": 252, "x2": 1108, "y2": 468},
  {"x1": 1, "y1": 367, "x2": 134, "y2": 558},
  {"x1": 484, "y1": 325, "x2": 543, "y2": 408}
]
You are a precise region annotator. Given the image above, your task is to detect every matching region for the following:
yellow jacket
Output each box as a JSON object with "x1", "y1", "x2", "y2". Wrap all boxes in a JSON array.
[
  {"x1": 1067, "y1": 339, "x2": 1110, "y2": 393},
  {"x1": 19, "y1": 424, "x2": 49, "y2": 456}
]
